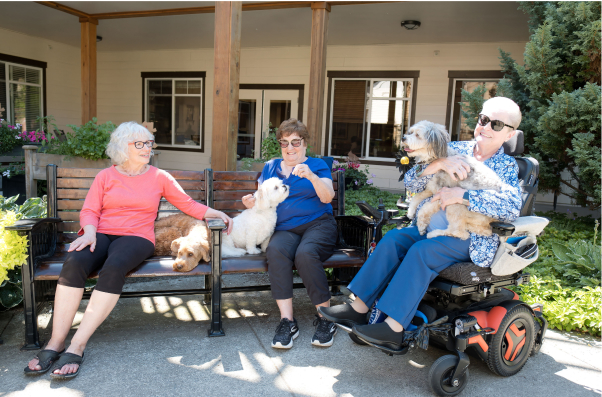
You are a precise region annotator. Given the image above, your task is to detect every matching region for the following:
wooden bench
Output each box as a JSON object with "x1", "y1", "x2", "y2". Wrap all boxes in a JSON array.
[{"x1": 9, "y1": 165, "x2": 373, "y2": 349}]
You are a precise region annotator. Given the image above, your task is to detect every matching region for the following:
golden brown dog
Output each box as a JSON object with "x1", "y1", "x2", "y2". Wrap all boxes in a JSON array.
[{"x1": 154, "y1": 213, "x2": 210, "y2": 272}]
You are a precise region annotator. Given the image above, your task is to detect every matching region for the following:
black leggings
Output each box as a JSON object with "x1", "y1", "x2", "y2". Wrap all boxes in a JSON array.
[{"x1": 58, "y1": 233, "x2": 155, "y2": 295}]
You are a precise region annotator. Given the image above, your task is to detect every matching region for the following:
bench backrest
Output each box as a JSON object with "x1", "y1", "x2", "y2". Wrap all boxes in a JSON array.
[{"x1": 207, "y1": 169, "x2": 345, "y2": 218}]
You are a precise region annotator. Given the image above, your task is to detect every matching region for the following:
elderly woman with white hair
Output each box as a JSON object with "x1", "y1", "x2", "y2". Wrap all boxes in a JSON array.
[
  {"x1": 320, "y1": 97, "x2": 523, "y2": 351},
  {"x1": 24, "y1": 121, "x2": 233, "y2": 379}
]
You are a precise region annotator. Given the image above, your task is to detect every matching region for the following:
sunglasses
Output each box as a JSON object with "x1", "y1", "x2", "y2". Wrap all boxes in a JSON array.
[
  {"x1": 278, "y1": 138, "x2": 304, "y2": 148},
  {"x1": 477, "y1": 114, "x2": 515, "y2": 132},
  {"x1": 130, "y1": 140, "x2": 155, "y2": 149}
]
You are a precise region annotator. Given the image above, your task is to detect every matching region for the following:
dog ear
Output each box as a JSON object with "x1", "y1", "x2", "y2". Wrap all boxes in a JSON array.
[
  {"x1": 171, "y1": 238, "x2": 182, "y2": 254},
  {"x1": 254, "y1": 188, "x2": 270, "y2": 210},
  {"x1": 427, "y1": 122, "x2": 450, "y2": 159},
  {"x1": 200, "y1": 247, "x2": 210, "y2": 262}
]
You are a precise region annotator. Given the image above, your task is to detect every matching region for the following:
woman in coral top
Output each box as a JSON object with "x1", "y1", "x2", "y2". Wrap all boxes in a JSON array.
[{"x1": 25, "y1": 122, "x2": 232, "y2": 379}]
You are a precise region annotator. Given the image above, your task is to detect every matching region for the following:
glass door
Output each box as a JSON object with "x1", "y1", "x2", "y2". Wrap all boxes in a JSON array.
[{"x1": 237, "y1": 89, "x2": 299, "y2": 160}]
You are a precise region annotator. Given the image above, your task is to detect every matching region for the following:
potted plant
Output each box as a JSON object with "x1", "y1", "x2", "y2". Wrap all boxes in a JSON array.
[{"x1": 333, "y1": 159, "x2": 374, "y2": 190}]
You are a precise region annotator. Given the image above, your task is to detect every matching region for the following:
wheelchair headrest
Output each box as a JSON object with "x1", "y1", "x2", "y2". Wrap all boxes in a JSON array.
[{"x1": 502, "y1": 130, "x2": 524, "y2": 156}]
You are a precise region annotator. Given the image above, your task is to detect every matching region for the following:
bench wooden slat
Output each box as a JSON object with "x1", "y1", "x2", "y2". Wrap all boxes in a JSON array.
[
  {"x1": 176, "y1": 180, "x2": 205, "y2": 190},
  {"x1": 213, "y1": 191, "x2": 254, "y2": 200},
  {"x1": 58, "y1": 211, "x2": 80, "y2": 222},
  {"x1": 213, "y1": 201, "x2": 247, "y2": 211},
  {"x1": 213, "y1": 171, "x2": 261, "y2": 181},
  {"x1": 57, "y1": 168, "x2": 103, "y2": 178},
  {"x1": 58, "y1": 222, "x2": 80, "y2": 233},
  {"x1": 57, "y1": 178, "x2": 95, "y2": 189},
  {"x1": 57, "y1": 189, "x2": 89, "y2": 199},
  {"x1": 214, "y1": 181, "x2": 258, "y2": 190},
  {"x1": 58, "y1": 200, "x2": 85, "y2": 210}
]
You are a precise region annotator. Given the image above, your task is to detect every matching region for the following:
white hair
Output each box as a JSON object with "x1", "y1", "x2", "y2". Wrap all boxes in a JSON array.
[
  {"x1": 106, "y1": 121, "x2": 154, "y2": 165},
  {"x1": 482, "y1": 97, "x2": 522, "y2": 130}
]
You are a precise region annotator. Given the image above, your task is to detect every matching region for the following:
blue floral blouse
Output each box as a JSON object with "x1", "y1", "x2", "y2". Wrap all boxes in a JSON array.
[{"x1": 404, "y1": 141, "x2": 522, "y2": 267}]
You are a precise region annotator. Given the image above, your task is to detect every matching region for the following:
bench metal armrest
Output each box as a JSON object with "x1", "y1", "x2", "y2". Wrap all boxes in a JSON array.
[
  {"x1": 206, "y1": 218, "x2": 226, "y2": 231},
  {"x1": 335, "y1": 215, "x2": 373, "y2": 257},
  {"x1": 6, "y1": 217, "x2": 62, "y2": 232}
]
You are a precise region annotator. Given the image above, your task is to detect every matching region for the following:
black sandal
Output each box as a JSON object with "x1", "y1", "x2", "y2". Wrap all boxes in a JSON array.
[
  {"x1": 23, "y1": 349, "x2": 65, "y2": 375},
  {"x1": 49, "y1": 352, "x2": 85, "y2": 379}
]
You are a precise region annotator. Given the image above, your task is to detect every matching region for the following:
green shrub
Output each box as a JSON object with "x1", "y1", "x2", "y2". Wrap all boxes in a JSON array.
[
  {"x1": 45, "y1": 117, "x2": 117, "y2": 161},
  {"x1": 0, "y1": 119, "x2": 22, "y2": 155}
]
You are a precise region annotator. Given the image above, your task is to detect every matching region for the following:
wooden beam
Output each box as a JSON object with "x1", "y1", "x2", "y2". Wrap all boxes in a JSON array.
[
  {"x1": 37, "y1": 1, "x2": 396, "y2": 20},
  {"x1": 306, "y1": 2, "x2": 330, "y2": 155},
  {"x1": 80, "y1": 20, "x2": 97, "y2": 124},
  {"x1": 211, "y1": 2, "x2": 242, "y2": 172}
]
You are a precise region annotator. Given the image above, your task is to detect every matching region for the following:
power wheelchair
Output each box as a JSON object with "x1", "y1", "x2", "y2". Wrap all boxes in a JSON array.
[{"x1": 338, "y1": 132, "x2": 549, "y2": 396}]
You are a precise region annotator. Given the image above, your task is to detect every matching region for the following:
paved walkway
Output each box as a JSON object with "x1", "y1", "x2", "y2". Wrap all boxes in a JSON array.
[{"x1": 1, "y1": 274, "x2": 600, "y2": 397}]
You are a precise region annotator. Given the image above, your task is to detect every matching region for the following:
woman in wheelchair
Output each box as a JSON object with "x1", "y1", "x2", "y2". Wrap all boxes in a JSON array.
[{"x1": 319, "y1": 97, "x2": 523, "y2": 351}]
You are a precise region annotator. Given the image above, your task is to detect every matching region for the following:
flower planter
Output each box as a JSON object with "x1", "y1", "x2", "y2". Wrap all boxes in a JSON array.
[{"x1": 1, "y1": 174, "x2": 26, "y2": 204}]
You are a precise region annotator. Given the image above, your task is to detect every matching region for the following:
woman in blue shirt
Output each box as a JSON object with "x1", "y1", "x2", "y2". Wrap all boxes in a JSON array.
[
  {"x1": 319, "y1": 97, "x2": 523, "y2": 351},
  {"x1": 242, "y1": 119, "x2": 338, "y2": 350}
]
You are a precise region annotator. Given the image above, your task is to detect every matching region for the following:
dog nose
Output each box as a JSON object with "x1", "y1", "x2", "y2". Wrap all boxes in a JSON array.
[
  {"x1": 175, "y1": 263, "x2": 183, "y2": 270},
  {"x1": 402, "y1": 135, "x2": 407, "y2": 141},
  {"x1": 283, "y1": 185, "x2": 288, "y2": 191}
]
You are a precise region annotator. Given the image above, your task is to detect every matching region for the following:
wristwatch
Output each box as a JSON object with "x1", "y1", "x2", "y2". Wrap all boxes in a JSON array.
[{"x1": 462, "y1": 191, "x2": 470, "y2": 207}]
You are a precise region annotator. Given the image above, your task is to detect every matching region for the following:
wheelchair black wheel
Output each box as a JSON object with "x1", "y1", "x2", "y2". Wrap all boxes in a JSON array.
[
  {"x1": 487, "y1": 305, "x2": 535, "y2": 377},
  {"x1": 348, "y1": 332, "x2": 368, "y2": 345},
  {"x1": 428, "y1": 355, "x2": 469, "y2": 397}
]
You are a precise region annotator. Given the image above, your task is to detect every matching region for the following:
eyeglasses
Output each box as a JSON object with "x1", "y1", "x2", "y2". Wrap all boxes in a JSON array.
[
  {"x1": 278, "y1": 138, "x2": 304, "y2": 148},
  {"x1": 477, "y1": 114, "x2": 515, "y2": 132},
  {"x1": 130, "y1": 140, "x2": 155, "y2": 149}
]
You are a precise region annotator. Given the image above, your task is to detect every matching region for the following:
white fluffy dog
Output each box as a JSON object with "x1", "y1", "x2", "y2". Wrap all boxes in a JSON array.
[
  {"x1": 401, "y1": 120, "x2": 503, "y2": 240},
  {"x1": 221, "y1": 177, "x2": 289, "y2": 257}
]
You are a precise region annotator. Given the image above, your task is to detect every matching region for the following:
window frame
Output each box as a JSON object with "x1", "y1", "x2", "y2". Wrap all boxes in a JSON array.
[
  {"x1": 0, "y1": 53, "x2": 47, "y2": 129},
  {"x1": 325, "y1": 71, "x2": 419, "y2": 165},
  {"x1": 141, "y1": 71, "x2": 206, "y2": 152},
  {"x1": 445, "y1": 70, "x2": 504, "y2": 141}
]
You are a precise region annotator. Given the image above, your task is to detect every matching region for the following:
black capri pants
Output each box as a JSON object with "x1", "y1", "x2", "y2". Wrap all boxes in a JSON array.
[
  {"x1": 58, "y1": 233, "x2": 155, "y2": 295},
  {"x1": 265, "y1": 213, "x2": 338, "y2": 305}
]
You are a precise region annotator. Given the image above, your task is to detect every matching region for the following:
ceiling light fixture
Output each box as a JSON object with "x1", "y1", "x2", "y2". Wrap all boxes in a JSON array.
[
  {"x1": 400, "y1": 20, "x2": 421, "y2": 30},
  {"x1": 96, "y1": 35, "x2": 103, "y2": 42}
]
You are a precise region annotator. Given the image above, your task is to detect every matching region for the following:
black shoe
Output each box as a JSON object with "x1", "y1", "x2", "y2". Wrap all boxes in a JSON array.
[
  {"x1": 318, "y1": 303, "x2": 368, "y2": 332},
  {"x1": 311, "y1": 315, "x2": 337, "y2": 347},
  {"x1": 271, "y1": 318, "x2": 299, "y2": 349},
  {"x1": 352, "y1": 322, "x2": 406, "y2": 351}
]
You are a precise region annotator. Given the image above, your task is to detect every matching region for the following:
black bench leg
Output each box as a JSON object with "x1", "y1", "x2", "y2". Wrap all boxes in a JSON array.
[
  {"x1": 330, "y1": 268, "x2": 343, "y2": 296},
  {"x1": 207, "y1": 232, "x2": 224, "y2": 337},
  {"x1": 21, "y1": 263, "x2": 43, "y2": 350},
  {"x1": 203, "y1": 275, "x2": 211, "y2": 305}
]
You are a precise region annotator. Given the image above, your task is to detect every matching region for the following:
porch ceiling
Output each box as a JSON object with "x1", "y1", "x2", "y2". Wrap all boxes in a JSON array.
[{"x1": 0, "y1": 1, "x2": 530, "y2": 52}]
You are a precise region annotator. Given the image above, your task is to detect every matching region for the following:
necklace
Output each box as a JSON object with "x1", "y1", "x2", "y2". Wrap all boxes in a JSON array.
[{"x1": 118, "y1": 164, "x2": 148, "y2": 177}]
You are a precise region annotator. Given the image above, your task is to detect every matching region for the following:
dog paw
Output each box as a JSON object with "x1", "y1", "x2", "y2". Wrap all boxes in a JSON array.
[{"x1": 246, "y1": 247, "x2": 261, "y2": 255}]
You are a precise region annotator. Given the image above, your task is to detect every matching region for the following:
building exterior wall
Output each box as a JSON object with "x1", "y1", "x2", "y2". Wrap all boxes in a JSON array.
[{"x1": 0, "y1": 27, "x2": 81, "y2": 130}]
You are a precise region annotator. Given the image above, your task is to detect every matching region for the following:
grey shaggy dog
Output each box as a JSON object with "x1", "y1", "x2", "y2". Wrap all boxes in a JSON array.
[{"x1": 401, "y1": 120, "x2": 503, "y2": 240}]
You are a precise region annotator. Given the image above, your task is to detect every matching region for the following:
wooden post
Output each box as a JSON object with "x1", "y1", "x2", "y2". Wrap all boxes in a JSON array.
[
  {"x1": 23, "y1": 146, "x2": 37, "y2": 199},
  {"x1": 211, "y1": 2, "x2": 242, "y2": 171},
  {"x1": 80, "y1": 17, "x2": 98, "y2": 124},
  {"x1": 306, "y1": 2, "x2": 330, "y2": 155}
]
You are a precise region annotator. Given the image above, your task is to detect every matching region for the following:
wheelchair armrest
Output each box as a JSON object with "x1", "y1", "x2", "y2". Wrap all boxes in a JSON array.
[{"x1": 490, "y1": 221, "x2": 515, "y2": 237}]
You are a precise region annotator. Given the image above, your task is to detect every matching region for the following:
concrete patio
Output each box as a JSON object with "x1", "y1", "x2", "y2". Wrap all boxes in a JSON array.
[{"x1": 1, "y1": 274, "x2": 600, "y2": 397}]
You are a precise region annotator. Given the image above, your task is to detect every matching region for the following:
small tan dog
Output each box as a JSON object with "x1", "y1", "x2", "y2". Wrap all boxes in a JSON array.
[
  {"x1": 401, "y1": 120, "x2": 503, "y2": 240},
  {"x1": 154, "y1": 213, "x2": 210, "y2": 272}
]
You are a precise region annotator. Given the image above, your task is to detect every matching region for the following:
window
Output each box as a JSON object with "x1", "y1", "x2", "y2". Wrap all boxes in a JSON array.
[
  {"x1": 0, "y1": 54, "x2": 46, "y2": 131},
  {"x1": 325, "y1": 71, "x2": 418, "y2": 163},
  {"x1": 446, "y1": 71, "x2": 504, "y2": 141},
  {"x1": 142, "y1": 72, "x2": 205, "y2": 151}
]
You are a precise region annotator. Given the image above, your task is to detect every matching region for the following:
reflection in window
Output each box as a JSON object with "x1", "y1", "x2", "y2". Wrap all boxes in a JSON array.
[
  {"x1": 1, "y1": 62, "x2": 43, "y2": 131},
  {"x1": 146, "y1": 78, "x2": 203, "y2": 148},
  {"x1": 237, "y1": 99, "x2": 257, "y2": 159},
  {"x1": 329, "y1": 79, "x2": 413, "y2": 159},
  {"x1": 451, "y1": 80, "x2": 498, "y2": 141}
]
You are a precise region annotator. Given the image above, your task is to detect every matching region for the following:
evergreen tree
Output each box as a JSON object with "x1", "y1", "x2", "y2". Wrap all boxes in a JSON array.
[{"x1": 461, "y1": 1, "x2": 601, "y2": 210}]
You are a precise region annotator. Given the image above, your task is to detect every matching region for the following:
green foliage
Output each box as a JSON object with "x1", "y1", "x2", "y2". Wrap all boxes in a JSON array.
[
  {"x1": 461, "y1": 1, "x2": 601, "y2": 210},
  {"x1": 333, "y1": 159, "x2": 374, "y2": 188},
  {"x1": 0, "y1": 119, "x2": 23, "y2": 155},
  {"x1": 344, "y1": 185, "x2": 402, "y2": 235},
  {"x1": 513, "y1": 211, "x2": 601, "y2": 335},
  {"x1": 460, "y1": 84, "x2": 488, "y2": 131},
  {"x1": 0, "y1": 162, "x2": 25, "y2": 178},
  {"x1": 0, "y1": 195, "x2": 48, "y2": 309},
  {"x1": 45, "y1": 117, "x2": 117, "y2": 161}
]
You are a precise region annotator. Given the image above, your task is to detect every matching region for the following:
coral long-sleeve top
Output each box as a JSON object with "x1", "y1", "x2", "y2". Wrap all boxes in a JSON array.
[{"x1": 79, "y1": 166, "x2": 208, "y2": 245}]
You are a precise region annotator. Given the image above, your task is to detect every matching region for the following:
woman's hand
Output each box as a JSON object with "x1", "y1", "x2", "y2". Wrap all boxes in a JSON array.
[
  {"x1": 292, "y1": 164, "x2": 317, "y2": 181},
  {"x1": 68, "y1": 232, "x2": 97, "y2": 252},
  {"x1": 241, "y1": 194, "x2": 255, "y2": 209},
  {"x1": 425, "y1": 156, "x2": 471, "y2": 181},
  {"x1": 431, "y1": 187, "x2": 466, "y2": 210},
  {"x1": 204, "y1": 207, "x2": 234, "y2": 235}
]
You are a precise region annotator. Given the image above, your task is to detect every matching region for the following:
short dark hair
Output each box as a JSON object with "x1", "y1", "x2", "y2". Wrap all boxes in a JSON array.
[{"x1": 276, "y1": 118, "x2": 310, "y2": 142}]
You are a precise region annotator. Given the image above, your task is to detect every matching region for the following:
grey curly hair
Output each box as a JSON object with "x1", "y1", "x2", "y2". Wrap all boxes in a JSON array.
[{"x1": 106, "y1": 121, "x2": 154, "y2": 165}]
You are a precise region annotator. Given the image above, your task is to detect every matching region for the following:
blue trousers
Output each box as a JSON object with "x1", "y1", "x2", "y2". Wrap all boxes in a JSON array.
[{"x1": 348, "y1": 226, "x2": 471, "y2": 329}]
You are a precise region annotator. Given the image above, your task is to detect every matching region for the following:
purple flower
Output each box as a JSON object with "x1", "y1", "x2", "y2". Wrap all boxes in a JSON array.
[
  {"x1": 332, "y1": 160, "x2": 339, "y2": 165},
  {"x1": 367, "y1": 179, "x2": 373, "y2": 185},
  {"x1": 371, "y1": 173, "x2": 376, "y2": 177},
  {"x1": 354, "y1": 180, "x2": 358, "y2": 185}
]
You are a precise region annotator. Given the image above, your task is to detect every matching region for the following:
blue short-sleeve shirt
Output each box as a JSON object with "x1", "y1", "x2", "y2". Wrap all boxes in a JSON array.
[{"x1": 259, "y1": 157, "x2": 333, "y2": 231}]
